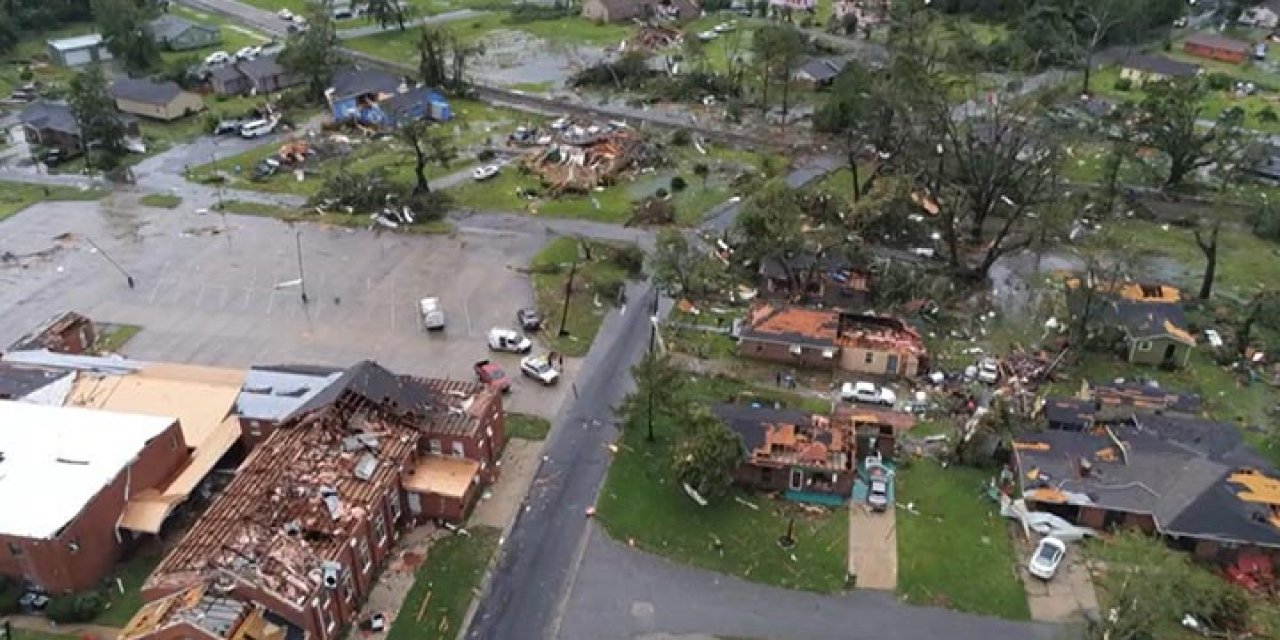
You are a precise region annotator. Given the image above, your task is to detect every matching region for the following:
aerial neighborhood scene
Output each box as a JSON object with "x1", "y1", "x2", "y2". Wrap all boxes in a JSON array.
[{"x1": 8, "y1": 0, "x2": 1280, "y2": 639}]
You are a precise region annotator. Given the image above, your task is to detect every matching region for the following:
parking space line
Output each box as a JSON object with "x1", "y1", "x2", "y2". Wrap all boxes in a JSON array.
[
  {"x1": 464, "y1": 298, "x2": 473, "y2": 337},
  {"x1": 389, "y1": 299, "x2": 396, "y2": 331},
  {"x1": 266, "y1": 290, "x2": 276, "y2": 316},
  {"x1": 241, "y1": 287, "x2": 253, "y2": 310},
  {"x1": 147, "y1": 277, "x2": 164, "y2": 304}
]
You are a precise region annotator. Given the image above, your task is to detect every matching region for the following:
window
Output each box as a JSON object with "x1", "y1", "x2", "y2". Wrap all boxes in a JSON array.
[
  {"x1": 788, "y1": 344, "x2": 803, "y2": 356},
  {"x1": 170, "y1": 434, "x2": 178, "y2": 450},
  {"x1": 486, "y1": 426, "x2": 493, "y2": 439},
  {"x1": 821, "y1": 348, "x2": 835, "y2": 359},
  {"x1": 386, "y1": 492, "x2": 401, "y2": 525},
  {"x1": 342, "y1": 570, "x2": 355, "y2": 604},
  {"x1": 864, "y1": 352, "x2": 874, "y2": 364},
  {"x1": 8, "y1": 543, "x2": 22, "y2": 556},
  {"x1": 319, "y1": 594, "x2": 334, "y2": 633},
  {"x1": 372, "y1": 511, "x2": 386, "y2": 545},
  {"x1": 451, "y1": 441, "x2": 465, "y2": 458},
  {"x1": 357, "y1": 536, "x2": 371, "y2": 572},
  {"x1": 428, "y1": 439, "x2": 442, "y2": 454},
  {"x1": 1137, "y1": 340, "x2": 1153, "y2": 352}
]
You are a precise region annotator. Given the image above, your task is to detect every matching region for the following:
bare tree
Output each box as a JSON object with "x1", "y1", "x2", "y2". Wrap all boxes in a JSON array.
[
  {"x1": 396, "y1": 119, "x2": 456, "y2": 194},
  {"x1": 1193, "y1": 221, "x2": 1220, "y2": 300}
]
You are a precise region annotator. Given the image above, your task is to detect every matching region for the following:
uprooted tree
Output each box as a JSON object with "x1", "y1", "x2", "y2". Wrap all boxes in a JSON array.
[{"x1": 672, "y1": 410, "x2": 745, "y2": 502}]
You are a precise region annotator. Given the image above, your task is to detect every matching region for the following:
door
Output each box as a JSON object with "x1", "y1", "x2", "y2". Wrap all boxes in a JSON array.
[
  {"x1": 1162, "y1": 344, "x2": 1177, "y2": 365},
  {"x1": 406, "y1": 492, "x2": 422, "y2": 515},
  {"x1": 789, "y1": 468, "x2": 804, "y2": 491},
  {"x1": 885, "y1": 354, "x2": 899, "y2": 375}
]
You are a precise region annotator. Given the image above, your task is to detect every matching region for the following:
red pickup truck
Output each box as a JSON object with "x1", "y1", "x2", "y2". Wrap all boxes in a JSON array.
[{"x1": 474, "y1": 360, "x2": 511, "y2": 392}]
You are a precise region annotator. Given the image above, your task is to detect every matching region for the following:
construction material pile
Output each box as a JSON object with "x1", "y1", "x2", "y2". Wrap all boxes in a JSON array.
[{"x1": 522, "y1": 125, "x2": 662, "y2": 195}]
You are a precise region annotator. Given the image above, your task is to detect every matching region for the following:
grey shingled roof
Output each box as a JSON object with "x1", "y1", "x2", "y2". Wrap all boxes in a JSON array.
[
  {"x1": 711, "y1": 403, "x2": 812, "y2": 456},
  {"x1": 148, "y1": 14, "x2": 216, "y2": 41},
  {"x1": 109, "y1": 78, "x2": 183, "y2": 106},
  {"x1": 19, "y1": 100, "x2": 80, "y2": 134},
  {"x1": 1120, "y1": 53, "x2": 1198, "y2": 78},
  {"x1": 238, "y1": 54, "x2": 286, "y2": 82},
  {"x1": 329, "y1": 66, "x2": 400, "y2": 100}
]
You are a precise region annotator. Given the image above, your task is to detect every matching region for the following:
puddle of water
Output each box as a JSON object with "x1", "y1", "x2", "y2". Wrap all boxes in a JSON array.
[{"x1": 473, "y1": 30, "x2": 605, "y2": 89}]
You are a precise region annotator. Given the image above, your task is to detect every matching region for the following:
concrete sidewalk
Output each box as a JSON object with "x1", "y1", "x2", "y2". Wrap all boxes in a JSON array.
[{"x1": 848, "y1": 503, "x2": 898, "y2": 591}]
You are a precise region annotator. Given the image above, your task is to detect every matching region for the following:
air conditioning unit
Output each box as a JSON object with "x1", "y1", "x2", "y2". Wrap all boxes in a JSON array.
[{"x1": 320, "y1": 561, "x2": 342, "y2": 589}]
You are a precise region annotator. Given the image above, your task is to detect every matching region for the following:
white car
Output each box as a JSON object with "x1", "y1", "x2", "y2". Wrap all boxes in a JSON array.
[
  {"x1": 204, "y1": 51, "x2": 231, "y2": 66},
  {"x1": 419, "y1": 297, "x2": 445, "y2": 330},
  {"x1": 238, "y1": 118, "x2": 276, "y2": 139},
  {"x1": 472, "y1": 165, "x2": 500, "y2": 181},
  {"x1": 1028, "y1": 537, "x2": 1067, "y2": 580},
  {"x1": 977, "y1": 357, "x2": 1000, "y2": 384},
  {"x1": 277, "y1": 8, "x2": 295, "y2": 20},
  {"x1": 698, "y1": 31, "x2": 718, "y2": 41},
  {"x1": 520, "y1": 354, "x2": 559, "y2": 385},
  {"x1": 840, "y1": 381, "x2": 896, "y2": 407},
  {"x1": 487, "y1": 328, "x2": 532, "y2": 353},
  {"x1": 713, "y1": 22, "x2": 736, "y2": 33},
  {"x1": 235, "y1": 46, "x2": 258, "y2": 60}
]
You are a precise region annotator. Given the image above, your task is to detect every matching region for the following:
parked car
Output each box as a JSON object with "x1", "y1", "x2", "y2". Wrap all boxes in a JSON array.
[
  {"x1": 473, "y1": 359, "x2": 511, "y2": 392},
  {"x1": 977, "y1": 357, "x2": 1000, "y2": 384},
  {"x1": 212, "y1": 119, "x2": 242, "y2": 136},
  {"x1": 1027, "y1": 537, "x2": 1067, "y2": 580},
  {"x1": 520, "y1": 354, "x2": 559, "y2": 385},
  {"x1": 472, "y1": 164, "x2": 500, "y2": 181},
  {"x1": 487, "y1": 327, "x2": 532, "y2": 353},
  {"x1": 235, "y1": 46, "x2": 258, "y2": 60},
  {"x1": 204, "y1": 50, "x2": 231, "y2": 66},
  {"x1": 517, "y1": 307, "x2": 541, "y2": 331},
  {"x1": 419, "y1": 297, "x2": 445, "y2": 330},
  {"x1": 840, "y1": 381, "x2": 896, "y2": 407},
  {"x1": 867, "y1": 462, "x2": 890, "y2": 512},
  {"x1": 239, "y1": 118, "x2": 276, "y2": 139},
  {"x1": 277, "y1": 8, "x2": 295, "y2": 20}
]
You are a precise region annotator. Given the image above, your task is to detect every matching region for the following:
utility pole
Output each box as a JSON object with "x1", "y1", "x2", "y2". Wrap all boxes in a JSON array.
[
  {"x1": 646, "y1": 288, "x2": 659, "y2": 443},
  {"x1": 295, "y1": 230, "x2": 309, "y2": 304},
  {"x1": 83, "y1": 236, "x2": 134, "y2": 289},
  {"x1": 558, "y1": 259, "x2": 577, "y2": 337}
]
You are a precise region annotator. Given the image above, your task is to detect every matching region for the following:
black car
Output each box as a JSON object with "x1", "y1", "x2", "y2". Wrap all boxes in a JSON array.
[{"x1": 517, "y1": 308, "x2": 541, "y2": 331}]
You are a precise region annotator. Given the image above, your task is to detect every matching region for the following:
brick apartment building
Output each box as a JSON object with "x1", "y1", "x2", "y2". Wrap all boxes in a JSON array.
[{"x1": 0, "y1": 401, "x2": 188, "y2": 593}]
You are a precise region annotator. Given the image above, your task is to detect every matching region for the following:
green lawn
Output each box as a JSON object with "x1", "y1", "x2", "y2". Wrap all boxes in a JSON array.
[
  {"x1": 214, "y1": 199, "x2": 453, "y2": 233},
  {"x1": 140, "y1": 194, "x2": 183, "y2": 209},
  {"x1": 1090, "y1": 64, "x2": 1280, "y2": 134},
  {"x1": 386, "y1": 527, "x2": 500, "y2": 640},
  {"x1": 0, "y1": 23, "x2": 93, "y2": 99},
  {"x1": 895, "y1": 460, "x2": 1030, "y2": 620},
  {"x1": 163, "y1": 6, "x2": 272, "y2": 66},
  {"x1": 505, "y1": 412, "x2": 552, "y2": 441},
  {"x1": 94, "y1": 324, "x2": 142, "y2": 354},
  {"x1": 597, "y1": 371, "x2": 848, "y2": 592},
  {"x1": 530, "y1": 237, "x2": 642, "y2": 357},
  {"x1": 0, "y1": 181, "x2": 108, "y2": 220},
  {"x1": 92, "y1": 549, "x2": 164, "y2": 627}
]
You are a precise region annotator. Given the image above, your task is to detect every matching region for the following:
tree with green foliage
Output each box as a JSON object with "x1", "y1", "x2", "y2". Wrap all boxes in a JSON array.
[
  {"x1": 752, "y1": 24, "x2": 806, "y2": 117},
  {"x1": 359, "y1": 0, "x2": 413, "y2": 30},
  {"x1": 92, "y1": 0, "x2": 160, "y2": 73},
  {"x1": 619, "y1": 351, "x2": 689, "y2": 439},
  {"x1": 418, "y1": 25, "x2": 482, "y2": 94},
  {"x1": 692, "y1": 162, "x2": 709, "y2": 188},
  {"x1": 734, "y1": 180, "x2": 805, "y2": 265},
  {"x1": 650, "y1": 229, "x2": 724, "y2": 299},
  {"x1": 1097, "y1": 105, "x2": 1137, "y2": 215},
  {"x1": 69, "y1": 64, "x2": 126, "y2": 168},
  {"x1": 672, "y1": 410, "x2": 744, "y2": 502},
  {"x1": 0, "y1": 12, "x2": 18, "y2": 54},
  {"x1": 1134, "y1": 78, "x2": 1246, "y2": 190},
  {"x1": 4, "y1": 0, "x2": 95, "y2": 33},
  {"x1": 1236, "y1": 289, "x2": 1280, "y2": 356},
  {"x1": 395, "y1": 118, "x2": 456, "y2": 194},
  {"x1": 280, "y1": 2, "x2": 345, "y2": 102}
]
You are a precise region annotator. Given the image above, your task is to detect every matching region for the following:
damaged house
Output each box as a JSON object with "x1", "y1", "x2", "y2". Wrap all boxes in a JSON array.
[
  {"x1": 712, "y1": 404, "x2": 856, "y2": 506},
  {"x1": 836, "y1": 313, "x2": 926, "y2": 378},
  {"x1": 325, "y1": 67, "x2": 450, "y2": 127},
  {"x1": 1068, "y1": 279, "x2": 1196, "y2": 368},
  {"x1": 1014, "y1": 414, "x2": 1280, "y2": 565},
  {"x1": 737, "y1": 304, "x2": 926, "y2": 377},
  {"x1": 758, "y1": 253, "x2": 870, "y2": 310},
  {"x1": 7, "y1": 310, "x2": 97, "y2": 354}
]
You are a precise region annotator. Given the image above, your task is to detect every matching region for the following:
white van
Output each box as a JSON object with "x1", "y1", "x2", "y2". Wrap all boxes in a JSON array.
[
  {"x1": 419, "y1": 297, "x2": 445, "y2": 330},
  {"x1": 239, "y1": 119, "x2": 275, "y2": 139}
]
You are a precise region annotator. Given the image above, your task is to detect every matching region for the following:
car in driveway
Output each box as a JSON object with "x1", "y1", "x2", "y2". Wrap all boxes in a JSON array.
[
  {"x1": 488, "y1": 328, "x2": 532, "y2": 353},
  {"x1": 419, "y1": 297, "x2": 445, "y2": 330},
  {"x1": 277, "y1": 8, "x2": 294, "y2": 20},
  {"x1": 204, "y1": 51, "x2": 231, "y2": 66},
  {"x1": 977, "y1": 357, "x2": 1000, "y2": 384},
  {"x1": 520, "y1": 354, "x2": 559, "y2": 385},
  {"x1": 1028, "y1": 537, "x2": 1067, "y2": 580},
  {"x1": 517, "y1": 308, "x2": 541, "y2": 331},
  {"x1": 840, "y1": 381, "x2": 896, "y2": 407}
]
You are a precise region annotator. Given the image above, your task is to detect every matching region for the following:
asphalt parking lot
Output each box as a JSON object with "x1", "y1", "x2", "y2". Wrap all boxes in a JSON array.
[{"x1": 0, "y1": 198, "x2": 570, "y2": 417}]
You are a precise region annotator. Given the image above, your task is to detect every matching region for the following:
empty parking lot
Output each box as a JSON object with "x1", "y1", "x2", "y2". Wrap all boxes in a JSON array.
[{"x1": 0, "y1": 198, "x2": 570, "y2": 416}]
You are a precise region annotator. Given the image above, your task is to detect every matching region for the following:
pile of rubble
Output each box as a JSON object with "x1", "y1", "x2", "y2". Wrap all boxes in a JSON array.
[
  {"x1": 518, "y1": 120, "x2": 663, "y2": 195},
  {"x1": 630, "y1": 25, "x2": 683, "y2": 51}
]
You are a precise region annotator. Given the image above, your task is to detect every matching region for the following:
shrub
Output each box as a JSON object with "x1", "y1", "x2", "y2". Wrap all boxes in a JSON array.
[
  {"x1": 476, "y1": 148, "x2": 496, "y2": 162},
  {"x1": 612, "y1": 244, "x2": 647, "y2": 277},
  {"x1": 655, "y1": 187, "x2": 669, "y2": 199},
  {"x1": 1204, "y1": 72, "x2": 1234, "y2": 91},
  {"x1": 46, "y1": 592, "x2": 105, "y2": 623},
  {"x1": 669, "y1": 129, "x2": 692, "y2": 146},
  {"x1": 670, "y1": 175, "x2": 687, "y2": 192},
  {"x1": 1113, "y1": 77, "x2": 1132, "y2": 91},
  {"x1": 1259, "y1": 106, "x2": 1279, "y2": 123},
  {"x1": 0, "y1": 576, "x2": 22, "y2": 616}
]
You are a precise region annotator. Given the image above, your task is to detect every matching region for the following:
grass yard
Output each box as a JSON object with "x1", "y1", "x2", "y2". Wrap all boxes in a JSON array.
[
  {"x1": 163, "y1": 6, "x2": 272, "y2": 65},
  {"x1": 140, "y1": 194, "x2": 183, "y2": 209},
  {"x1": 214, "y1": 199, "x2": 453, "y2": 233},
  {"x1": 0, "y1": 23, "x2": 93, "y2": 99},
  {"x1": 597, "y1": 372, "x2": 847, "y2": 592},
  {"x1": 0, "y1": 181, "x2": 108, "y2": 221},
  {"x1": 1089, "y1": 64, "x2": 1280, "y2": 134},
  {"x1": 386, "y1": 527, "x2": 499, "y2": 640},
  {"x1": 91, "y1": 548, "x2": 164, "y2": 627},
  {"x1": 530, "y1": 237, "x2": 643, "y2": 357},
  {"x1": 94, "y1": 323, "x2": 143, "y2": 354},
  {"x1": 895, "y1": 460, "x2": 1030, "y2": 619},
  {"x1": 504, "y1": 412, "x2": 552, "y2": 441}
]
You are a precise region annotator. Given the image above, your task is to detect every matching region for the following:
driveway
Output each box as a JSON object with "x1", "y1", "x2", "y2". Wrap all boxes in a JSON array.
[
  {"x1": 0, "y1": 199, "x2": 572, "y2": 418},
  {"x1": 558, "y1": 526, "x2": 1063, "y2": 640},
  {"x1": 1018, "y1": 538, "x2": 1100, "y2": 624},
  {"x1": 848, "y1": 503, "x2": 897, "y2": 591}
]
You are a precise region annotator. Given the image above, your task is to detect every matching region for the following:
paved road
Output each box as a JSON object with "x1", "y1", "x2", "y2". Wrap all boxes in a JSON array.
[{"x1": 560, "y1": 528, "x2": 1065, "y2": 640}]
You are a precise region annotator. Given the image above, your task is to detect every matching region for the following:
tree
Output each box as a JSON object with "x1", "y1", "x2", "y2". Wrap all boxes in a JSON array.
[
  {"x1": 395, "y1": 118, "x2": 456, "y2": 194},
  {"x1": 68, "y1": 64, "x2": 126, "y2": 169},
  {"x1": 0, "y1": 12, "x2": 18, "y2": 55},
  {"x1": 1193, "y1": 221, "x2": 1220, "y2": 300},
  {"x1": 418, "y1": 25, "x2": 481, "y2": 94},
  {"x1": 734, "y1": 180, "x2": 805, "y2": 266},
  {"x1": 692, "y1": 163, "x2": 709, "y2": 188},
  {"x1": 1061, "y1": 0, "x2": 1127, "y2": 96},
  {"x1": 752, "y1": 24, "x2": 806, "y2": 117},
  {"x1": 618, "y1": 351, "x2": 689, "y2": 438},
  {"x1": 650, "y1": 229, "x2": 724, "y2": 299},
  {"x1": 1134, "y1": 78, "x2": 1245, "y2": 189},
  {"x1": 92, "y1": 0, "x2": 159, "y2": 73},
  {"x1": 1097, "y1": 104, "x2": 1137, "y2": 214},
  {"x1": 672, "y1": 410, "x2": 743, "y2": 502},
  {"x1": 1236, "y1": 289, "x2": 1280, "y2": 356},
  {"x1": 280, "y1": 1, "x2": 345, "y2": 102},
  {"x1": 360, "y1": 0, "x2": 413, "y2": 30}
]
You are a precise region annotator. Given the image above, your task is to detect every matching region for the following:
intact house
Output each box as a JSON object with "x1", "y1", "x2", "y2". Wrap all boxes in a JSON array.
[
  {"x1": 1183, "y1": 33, "x2": 1252, "y2": 64},
  {"x1": 1067, "y1": 279, "x2": 1196, "y2": 368},
  {"x1": 0, "y1": 401, "x2": 188, "y2": 593},
  {"x1": 737, "y1": 303, "x2": 926, "y2": 377},
  {"x1": 792, "y1": 57, "x2": 847, "y2": 87},
  {"x1": 712, "y1": 404, "x2": 857, "y2": 506},
  {"x1": 582, "y1": 0, "x2": 700, "y2": 23},
  {"x1": 209, "y1": 55, "x2": 299, "y2": 97},
  {"x1": 1014, "y1": 415, "x2": 1280, "y2": 565},
  {"x1": 1118, "y1": 53, "x2": 1199, "y2": 86},
  {"x1": 757, "y1": 252, "x2": 871, "y2": 310},
  {"x1": 325, "y1": 67, "x2": 451, "y2": 127},
  {"x1": 7, "y1": 310, "x2": 96, "y2": 354},
  {"x1": 148, "y1": 14, "x2": 222, "y2": 51},
  {"x1": 47, "y1": 34, "x2": 112, "y2": 67},
  {"x1": 110, "y1": 78, "x2": 205, "y2": 121},
  {"x1": 18, "y1": 100, "x2": 139, "y2": 155},
  {"x1": 1241, "y1": 1, "x2": 1280, "y2": 29}
]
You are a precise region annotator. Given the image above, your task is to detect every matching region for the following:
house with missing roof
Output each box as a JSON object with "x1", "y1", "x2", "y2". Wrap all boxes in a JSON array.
[
  {"x1": 712, "y1": 404, "x2": 857, "y2": 505},
  {"x1": 1067, "y1": 279, "x2": 1196, "y2": 368},
  {"x1": 737, "y1": 303, "x2": 926, "y2": 377},
  {"x1": 1041, "y1": 380, "x2": 1203, "y2": 432},
  {"x1": 1014, "y1": 414, "x2": 1280, "y2": 564},
  {"x1": 7, "y1": 310, "x2": 96, "y2": 354},
  {"x1": 325, "y1": 67, "x2": 451, "y2": 127},
  {"x1": 0, "y1": 401, "x2": 188, "y2": 593},
  {"x1": 1118, "y1": 52, "x2": 1199, "y2": 86},
  {"x1": 110, "y1": 78, "x2": 206, "y2": 121}
]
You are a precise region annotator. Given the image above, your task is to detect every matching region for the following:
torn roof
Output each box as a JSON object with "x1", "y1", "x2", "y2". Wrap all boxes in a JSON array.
[
  {"x1": 711, "y1": 403, "x2": 847, "y2": 470},
  {"x1": 740, "y1": 304, "x2": 838, "y2": 348},
  {"x1": 147, "y1": 401, "x2": 419, "y2": 605},
  {"x1": 0, "y1": 362, "x2": 72, "y2": 400},
  {"x1": 711, "y1": 403, "x2": 813, "y2": 455},
  {"x1": 0, "y1": 400, "x2": 175, "y2": 539},
  {"x1": 6, "y1": 310, "x2": 91, "y2": 352},
  {"x1": 120, "y1": 582, "x2": 290, "y2": 640},
  {"x1": 1086, "y1": 380, "x2": 1202, "y2": 414},
  {"x1": 1042, "y1": 397, "x2": 1096, "y2": 429},
  {"x1": 1102, "y1": 300, "x2": 1195, "y2": 345},
  {"x1": 836, "y1": 314, "x2": 926, "y2": 355},
  {"x1": 832, "y1": 403, "x2": 916, "y2": 433}
]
